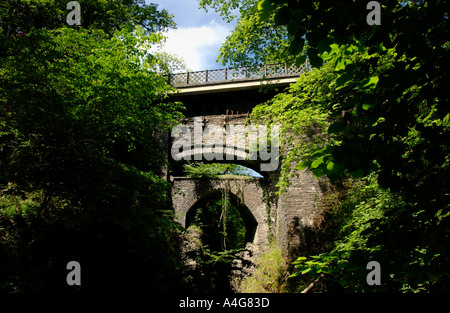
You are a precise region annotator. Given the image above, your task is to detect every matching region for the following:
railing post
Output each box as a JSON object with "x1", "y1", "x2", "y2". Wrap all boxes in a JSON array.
[
  {"x1": 186, "y1": 72, "x2": 190, "y2": 85},
  {"x1": 205, "y1": 69, "x2": 208, "y2": 83},
  {"x1": 285, "y1": 63, "x2": 287, "y2": 75},
  {"x1": 225, "y1": 68, "x2": 228, "y2": 80}
]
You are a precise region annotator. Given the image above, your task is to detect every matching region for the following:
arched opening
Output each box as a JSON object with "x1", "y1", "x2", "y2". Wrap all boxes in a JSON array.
[
  {"x1": 186, "y1": 189, "x2": 257, "y2": 248},
  {"x1": 184, "y1": 189, "x2": 258, "y2": 293}
]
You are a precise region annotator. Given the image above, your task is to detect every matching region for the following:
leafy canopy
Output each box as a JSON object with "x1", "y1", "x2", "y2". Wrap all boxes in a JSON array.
[
  {"x1": 199, "y1": 0, "x2": 296, "y2": 68},
  {"x1": 0, "y1": 1, "x2": 187, "y2": 293},
  {"x1": 0, "y1": 0, "x2": 175, "y2": 36},
  {"x1": 255, "y1": 0, "x2": 449, "y2": 196},
  {"x1": 248, "y1": 0, "x2": 450, "y2": 292}
]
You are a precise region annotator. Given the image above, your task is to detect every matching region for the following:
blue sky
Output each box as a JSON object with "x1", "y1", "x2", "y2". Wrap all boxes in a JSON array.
[{"x1": 147, "y1": 0, "x2": 236, "y2": 72}]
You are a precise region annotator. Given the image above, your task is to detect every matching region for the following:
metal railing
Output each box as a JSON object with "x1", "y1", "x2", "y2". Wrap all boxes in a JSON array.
[{"x1": 167, "y1": 61, "x2": 311, "y2": 87}]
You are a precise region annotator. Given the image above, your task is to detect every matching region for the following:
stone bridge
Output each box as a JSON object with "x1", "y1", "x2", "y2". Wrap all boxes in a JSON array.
[
  {"x1": 172, "y1": 177, "x2": 269, "y2": 247},
  {"x1": 167, "y1": 62, "x2": 325, "y2": 258}
]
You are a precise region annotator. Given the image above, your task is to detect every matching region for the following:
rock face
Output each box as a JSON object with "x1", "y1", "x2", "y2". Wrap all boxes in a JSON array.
[
  {"x1": 229, "y1": 243, "x2": 258, "y2": 292},
  {"x1": 180, "y1": 227, "x2": 258, "y2": 293}
]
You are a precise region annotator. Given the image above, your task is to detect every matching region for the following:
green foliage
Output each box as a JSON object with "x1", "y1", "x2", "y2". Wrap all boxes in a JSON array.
[
  {"x1": 1, "y1": 26, "x2": 183, "y2": 197},
  {"x1": 190, "y1": 196, "x2": 246, "y2": 252},
  {"x1": 239, "y1": 243, "x2": 286, "y2": 293},
  {"x1": 245, "y1": 0, "x2": 450, "y2": 292},
  {"x1": 251, "y1": 61, "x2": 334, "y2": 192},
  {"x1": 183, "y1": 162, "x2": 255, "y2": 178},
  {"x1": 256, "y1": 0, "x2": 450, "y2": 193},
  {"x1": 0, "y1": 2, "x2": 186, "y2": 294},
  {"x1": 0, "y1": 0, "x2": 175, "y2": 36},
  {"x1": 290, "y1": 177, "x2": 390, "y2": 289},
  {"x1": 290, "y1": 175, "x2": 450, "y2": 292},
  {"x1": 199, "y1": 0, "x2": 295, "y2": 67}
]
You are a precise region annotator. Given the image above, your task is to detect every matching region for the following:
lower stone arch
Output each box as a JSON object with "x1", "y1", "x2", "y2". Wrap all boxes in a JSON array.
[
  {"x1": 185, "y1": 189, "x2": 258, "y2": 244},
  {"x1": 172, "y1": 177, "x2": 270, "y2": 250}
]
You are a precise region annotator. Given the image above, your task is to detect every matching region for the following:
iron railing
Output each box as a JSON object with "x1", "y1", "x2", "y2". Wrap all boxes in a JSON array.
[{"x1": 167, "y1": 61, "x2": 311, "y2": 87}]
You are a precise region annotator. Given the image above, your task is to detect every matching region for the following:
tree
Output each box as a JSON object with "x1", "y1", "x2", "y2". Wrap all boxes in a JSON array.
[
  {"x1": 199, "y1": 0, "x2": 295, "y2": 68},
  {"x1": 256, "y1": 0, "x2": 449, "y2": 193},
  {"x1": 0, "y1": 0, "x2": 175, "y2": 36},
  {"x1": 248, "y1": 0, "x2": 450, "y2": 292},
  {"x1": 0, "y1": 2, "x2": 187, "y2": 294}
]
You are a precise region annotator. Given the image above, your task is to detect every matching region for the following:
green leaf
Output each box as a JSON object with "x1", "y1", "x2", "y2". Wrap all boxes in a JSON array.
[
  {"x1": 362, "y1": 103, "x2": 376, "y2": 111},
  {"x1": 361, "y1": 94, "x2": 379, "y2": 110},
  {"x1": 308, "y1": 49, "x2": 323, "y2": 68},
  {"x1": 257, "y1": 0, "x2": 275, "y2": 21},
  {"x1": 289, "y1": 37, "x2": 305, "y2": 56},
  {"x1": 350, "y1": 169, "x2": 364, "y2": 178},
  {"x1": 359, "y1": 76, "x2": 379, "y2": 89},
  {"x1": 310, "y1": 156, "x2": 324, "y2": 169},
  {"x1": 301, "y1": 268, "x2": 312, "y2": 275},
  {"x1": 287, "y1": 20, "x2": 303, "y2": 35},
  {"x1": 317, "y1": 38, "x2": 333, "y2": 54},
  {"x1": 328, "y1": 121, "x2": 344, "y2": 134},
  {"x1": 335, "y1": 57, "x2": 346, "y2": 71},
  {"x1": 326, "y1": 161, "x2": 341, "y2": 173},
  {"x1": 295, "y1": 54, "x2": 307, "y2": 66},
  {"x1": 274, "y1": 5, "x2": 291, "y2": 25},
  {"x1": 336, "y1": 72, "x2": 353, "y2": 86},
  {"x1": 296, "y1": 161, "x2": 310, "y2": 171}
]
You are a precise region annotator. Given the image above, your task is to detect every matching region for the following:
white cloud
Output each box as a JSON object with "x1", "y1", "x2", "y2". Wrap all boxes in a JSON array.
[{"x1": 156, "y1": 21, "x2": 230, "y2": 71}]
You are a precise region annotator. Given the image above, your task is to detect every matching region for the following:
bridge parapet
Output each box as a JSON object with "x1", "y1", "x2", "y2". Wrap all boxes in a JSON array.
[{"x1": 168, "y1": 61, "x2": 310, "y2": 88}]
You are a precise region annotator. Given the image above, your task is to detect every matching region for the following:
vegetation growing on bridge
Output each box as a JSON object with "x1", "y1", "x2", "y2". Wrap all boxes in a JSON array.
[
  {"x1": 201, "y1": 0, "x2": 450, "y2": 292},
  {"x1": 183, "y1": 162, "x2": 259, "y2": 178}
]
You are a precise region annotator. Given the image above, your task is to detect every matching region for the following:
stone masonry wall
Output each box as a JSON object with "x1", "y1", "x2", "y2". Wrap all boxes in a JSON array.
[{"x1": 170, "y1": 115, "x2": 326, "y2": 258}]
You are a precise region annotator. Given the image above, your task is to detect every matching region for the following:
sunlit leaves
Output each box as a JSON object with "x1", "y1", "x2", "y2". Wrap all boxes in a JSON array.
[
  {"x1": 200, "y1": 0, "x2": 295, "y2": 68},
  {"x1": 359, "y1": 76, "x2": 379, "y2": 89},
  {"x1": 257, "y1": 0, "x2": 276, "y2": 21},
  {"x1": 361, "y1": 94, "x2": 379, "y2": 111},
  {"x1": 0, "y1": 0, "x2": 176, "y2": 36},
  {"x1": 0, "y1": 26, "x2": 183, "y2": 197}
]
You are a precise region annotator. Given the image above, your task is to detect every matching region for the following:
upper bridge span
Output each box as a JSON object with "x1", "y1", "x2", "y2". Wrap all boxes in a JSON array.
[{"x1": 167, "y1": 62, "x2": 310, "y2": 117}]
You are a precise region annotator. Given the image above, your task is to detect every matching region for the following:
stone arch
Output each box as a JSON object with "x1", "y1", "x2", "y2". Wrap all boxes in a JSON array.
[
  {"x1": 169, "y1": 115, "x2": 279, "y2": 178},
  {"x1": 172, "y1": 178, "x2": 271, "y2": 248},
  {"x1": 185, "y1": 189, "x2": 258, "y2": 244}
]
